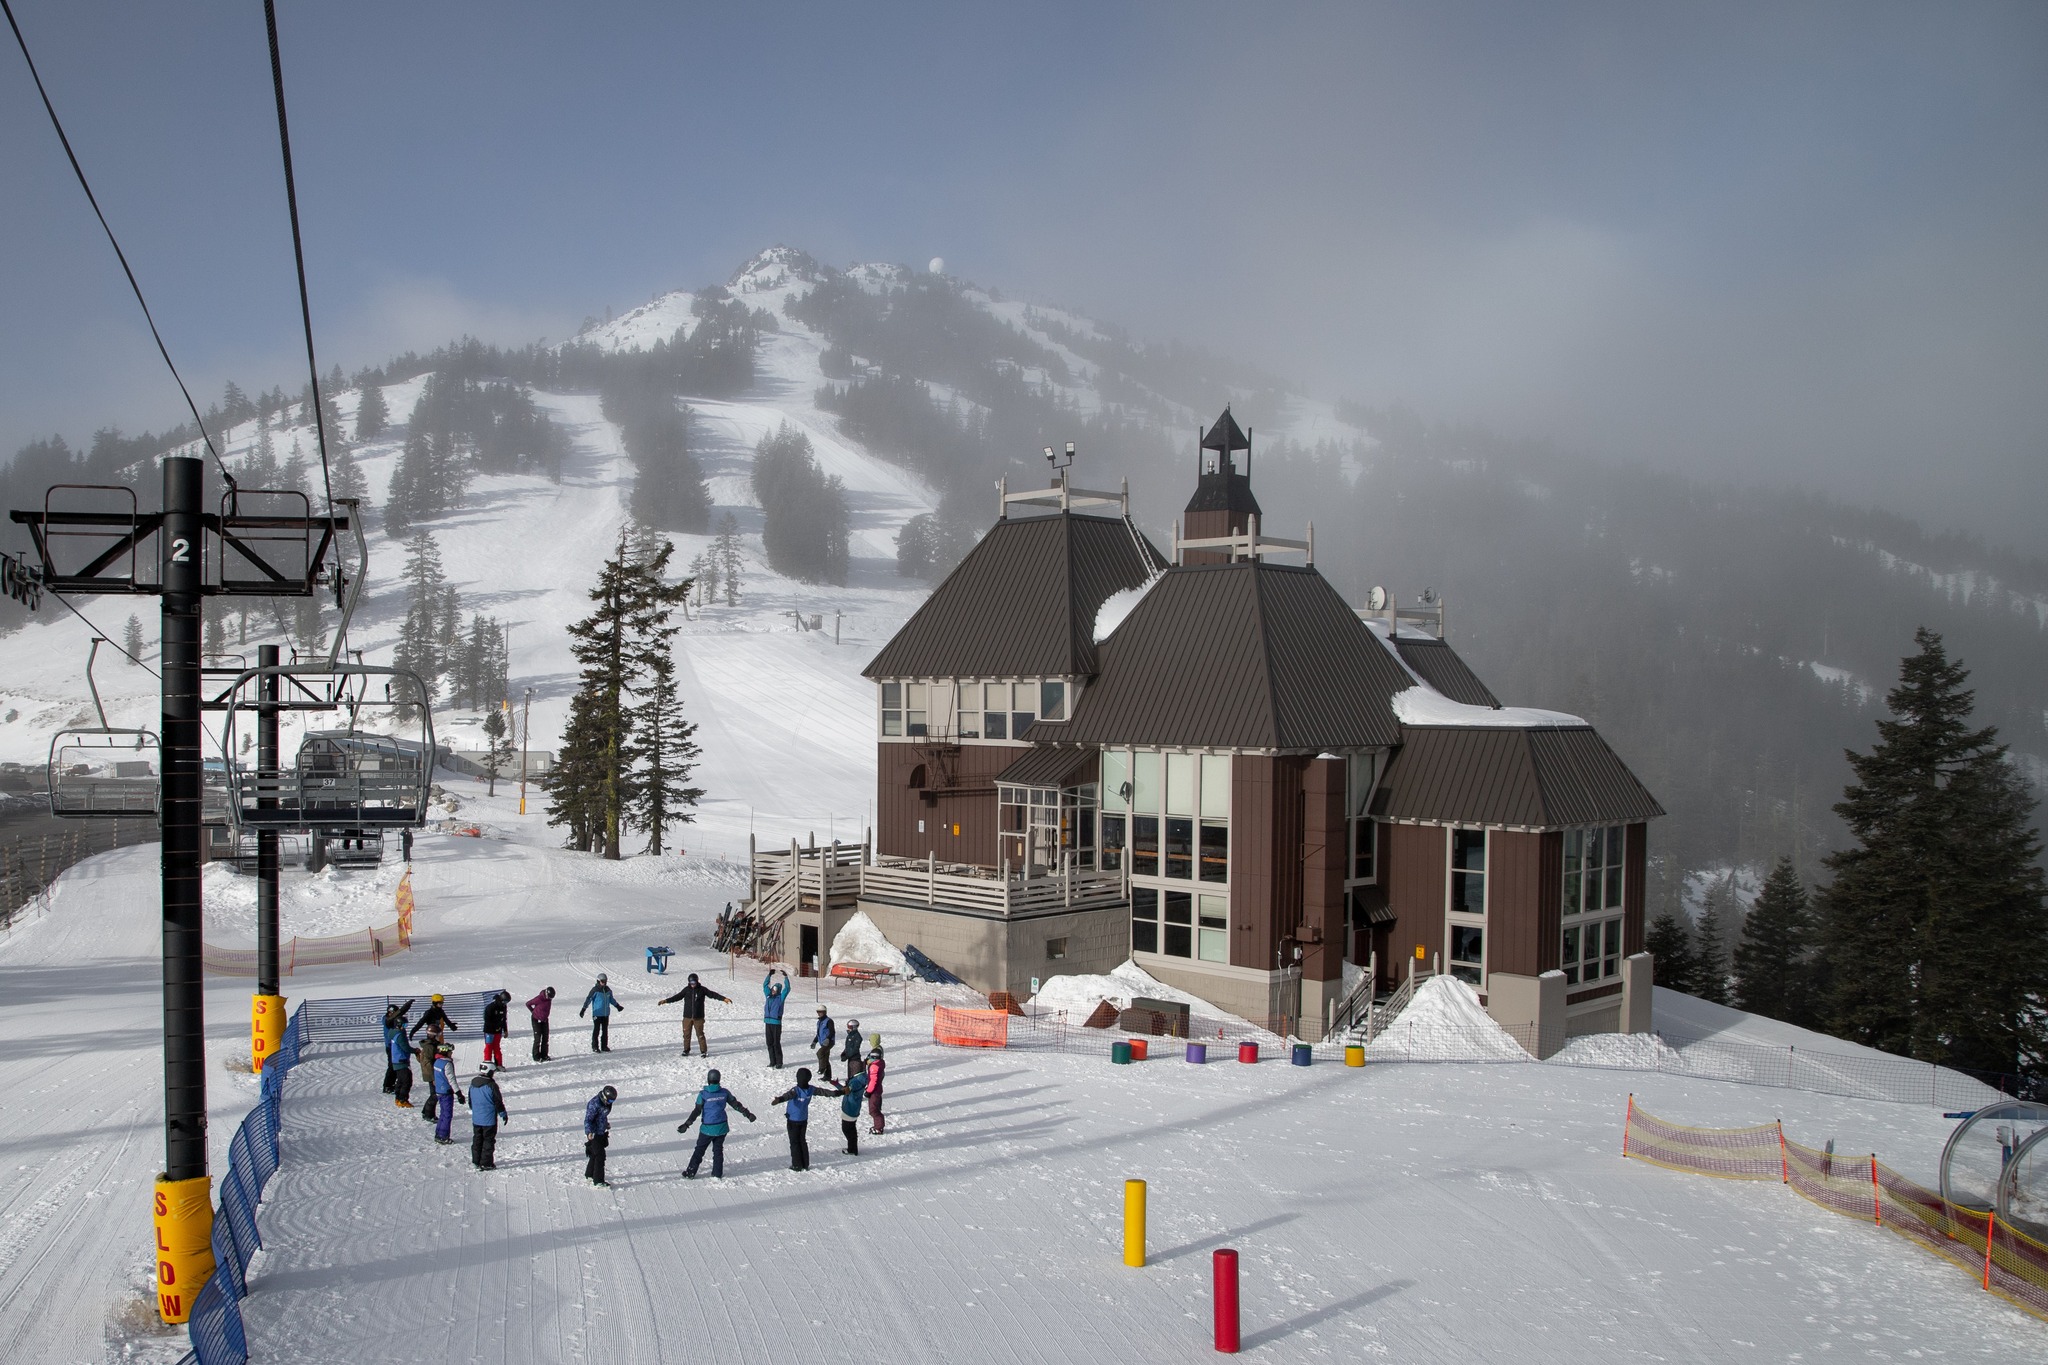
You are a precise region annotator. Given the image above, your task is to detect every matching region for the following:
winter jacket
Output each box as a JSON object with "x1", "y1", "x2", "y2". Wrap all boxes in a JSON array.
[
  {"x1": 584, "y1": 1092, "x2": 613, "y2": 1137},
  {"x1": 812, "y1": 1016, "x2": 836, "y2": 1050},
  {"x1": 432, "y1": 1056, "x2": 457, "y2": 1097},
  {"x1": 470, "y1": 1076, "x2": 506, "y2": 1126},
  {"x1": 410, "y1": 1003, "x2": 455, "y2": 1037},
  {"x1": 581, "y1": 983, "x2": 622, "y2": 1018},
  {"x1": 386, "y1": 1030, "x2": 413, "y2": 1068},
  {"x1": 839, "y1": 1071, "x2": 868, "y2": 1119},
  {"x1": 865, "y1": 1055, "x2": 886, "y2": 1099},
  {"x1": 840, "y1": 1030, "x2": 864, "y2": 1066},
  {"x1": 659, "y1": 982, "x2": 728, "y2": 1018},
  {"x1": 482, "y1": 998, "x2": 508, "y2": 1035},
  {"x1": 681, "y1": 1085, "x2": 754, "y2": 1137},
  {"x1": 774, "y1": 1081, "x2": 839, "y2": 1123},
  {"x1": 762, "y1": 973, "x2": 789, "y2": 1023},
  {"x1": 526, "y1": 991, "x2": 553, "y2": 1023}
]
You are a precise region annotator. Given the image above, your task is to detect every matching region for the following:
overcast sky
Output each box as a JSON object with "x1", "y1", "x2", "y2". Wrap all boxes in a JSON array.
[{"x1": 4, "y1": 2, "x2": 2043, "y2": 554}]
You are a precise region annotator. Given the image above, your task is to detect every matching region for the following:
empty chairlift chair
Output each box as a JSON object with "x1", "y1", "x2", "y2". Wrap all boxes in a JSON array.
[
  {"x1": 215, "y1": 664, "x2": 435, "y2": 836},
  {"x1": 47, "y1": 637, "x2": 160, "y2": 818}
]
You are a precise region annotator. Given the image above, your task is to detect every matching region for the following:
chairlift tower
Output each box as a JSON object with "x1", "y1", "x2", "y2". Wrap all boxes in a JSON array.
[{"x1": 9, "y1": 454, "x2": 354, "y2": 1319}]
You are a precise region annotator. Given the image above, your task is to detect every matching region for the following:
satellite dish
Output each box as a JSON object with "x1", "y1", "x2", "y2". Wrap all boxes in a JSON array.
[
  {"x1": 928, "y1": 256, "x2": 945, "y2": 275},
  {"x1": 1366, "y1": 585, "x2": 1389, "y2": 611}
]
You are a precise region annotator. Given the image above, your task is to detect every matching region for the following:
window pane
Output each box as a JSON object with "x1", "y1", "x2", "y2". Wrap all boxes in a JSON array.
[
  {"x1": 1563, "y1": 960, "x2": 1580, "y2": 986},
  {"x1": 985, "y1": 711, "x2": 1007, "y2": 740},
  {"x1": 1164, "y1": 891, "x2": 1193, "y2": 957},
  {"x1": 1347, "y1": 753, "x2": 1373, "y2": 818},
  {"x1": 1165, "y1": 817, "x2": 1194, "y2": 879},
  {"x1": 1166, "y1": 753, "x2": 1195, "y2": 814},
  {"x1": 1133, "y1": 921, "x2": 1158, "y2": 954},
  {"x1": 1606, "y1": 826, "x2": 1625, "y2": 867},
  {"x1": 1132, "y1": 751, "x2": 1158, "y2": 813},
  {"x1": 1201, "y1": 754, "x2": 1230, "y2": 818},
  {"x1": 1198, "y1": 928, "x2": 1228, "y2": 963},
  {"x1": 1012, "y1": 711, "x2": 1035, "y2": 736},
  {"x1": 1562, "y1": 925, "x2": 1580, "y2": 966},
  {"x1": 1101, "y1": 814, "x2": 1125, "y2": 872},
  {"x1": 1132, "y1": 816, "x2": 1159, "y2": 875},
  {"x1": 907, "y1": 683, "x2": 926, "y2": 710},
  {"x1": 1606, "y1": 866, "x2": 1624, "y2": 908},
  {"x1": 958, "y1": 711, "x2": 980, "y2": 740},
  {"x1": 1040, "y1": 680, "x2": 1066, "y2": 721},
  {"x1": 1164, "y1": 923, "x2": 1192, "y2": 958},
  {"x1": 1199, "y1": 821, "x2": 1228, "y2": 883},
  {"x1": 1564, "y1": 829, "x2": 1582, "y2": 873},
  {"x1": 1451, "y1": 870, "x2": 1485, "y2": 916},
  {"x1": 1164, "y1": 891, "x2": 1192, "y2": 924},
  {"x1": 907, "y1": 711, "x2": 927, "y2": 737},
  {"x1": 1198, "y1": 894, "x2": 1227, "y2": 928},
  {"x1": 882, "y1": 682, "x2": 901, "y2": 709},
  {"x1": 1563, "y1": 870, "x2": 1580, "y2": 914},
  {"x1": 985, "y1": 682, "x2": 1006, "y2": 711},
  {"x1": 1605, "y1": 919, "x2": 1623, "y2": 955},
  {"x1": 1450, "y1": 924, "x2": 1484, "y2": 963},
  {"x1": 1131, "y1": 886, "x2": 1158, "y2": 920},
  {"x1": 1351, "y1": 819, "x2": 1375, "y2": 881},
  {"x1": 882, "y1": 713, "x2": 902, "y2": 737},
  {"x1": 1452, "y1": 827, "x2": 1487, "y2": 872},
  {"x1": 1102, "y1": 749, "x2": 1128, "y2": 809}
]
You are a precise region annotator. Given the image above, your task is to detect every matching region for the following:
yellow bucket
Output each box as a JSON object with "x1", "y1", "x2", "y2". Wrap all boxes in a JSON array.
[{"x1": 1344, "y1": 1044, "x2": 1365, "y2": 1068}]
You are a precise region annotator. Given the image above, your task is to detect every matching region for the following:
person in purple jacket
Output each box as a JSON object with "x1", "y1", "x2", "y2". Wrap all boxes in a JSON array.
[{"x1": 526, "y1": 986, "x2": 556, "y2": 1062}]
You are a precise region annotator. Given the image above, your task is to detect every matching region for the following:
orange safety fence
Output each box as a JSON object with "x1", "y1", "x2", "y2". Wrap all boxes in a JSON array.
[
  {"x1": 204, "y1": 871, "x2": 415, "y2": 976},
  {"x1": 1624, "y1": 1097, "x2": 2048, "y2": 1325},
  {"x1": 932, "y1": 1006, "x2": 1009, "y2": 1049}
]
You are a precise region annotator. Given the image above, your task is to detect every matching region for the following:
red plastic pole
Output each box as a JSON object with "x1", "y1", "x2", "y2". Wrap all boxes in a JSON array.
[
  {"x1": 1622, "y1": 1094, "x2": 1632, "y2": 1157},
  {"x1": 1870, "y1": 1155, "x2": 1881, "y2": 1225},
  {"x1": 1213, "y1": 1248, "x2": 1240, "y2": 1353},
  {"x1": 1983, "y1": 1210, "x2": 1996, "y2": 1290}
]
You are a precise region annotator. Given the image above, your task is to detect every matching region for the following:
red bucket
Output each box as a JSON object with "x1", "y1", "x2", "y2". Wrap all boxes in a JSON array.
[
  {"x1": 1238, "y1": 1041, "x2": 1259, "y2": 1064},
  {"x1": 1127, "y1": 1038, "x2": 1149, "y2": 1061}
]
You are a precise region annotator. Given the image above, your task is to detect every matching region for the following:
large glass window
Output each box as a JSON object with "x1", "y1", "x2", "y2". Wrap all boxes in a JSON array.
[
  {"x1": 1101, "y1": 812, "x2": 1125, "y2": 872},
  {"x1": 1198, "y1": 894, "x2": 1228, "y2": 962},
  {"x1": 1450, "y1": 828, "x2": 1487, "y2": 915},
  {"x1": 1449, "y1": 924, "x2": 1484, "y2": 985},
  {"x1": 1163, "y1": 890, "x2": 1193, "y2": 958},
  {"x1": 1564, "y1": 825, "x2": 1626, "y2": 915},
  {"x1": 1199, "y1": 821, "x2": 1228, "y2": 883},
  {"x1": 955, "y1": 683, "x2": 981, "y2": 740},
  {"x1": 1201, "y1": 754, "x2": 1230, "y2": 818},
  {"x1": 1132, "y1": 886, "x2": 1158, "y2": 954},
  {"x1": 1114, "y1": 747, "x2": 1233, "y2": 962},
  {"x1": 1166, "y1": 753, "x2": 1195, "y2": 815},
  {"x1": 1131, "y1": 751, "x2": 1158, "y2": 813},
  {"x1": 1040, "y1": 680, "x2": 1066, "y2": 722},
  {"x1": 881, "y1": 682, "x2": 903, "y2": 737},
  {"x1": 1132, "y1": 815, "x2": 1159, "y2": 876},
  {"x1": 1561, "y1": 916, "x2": 1624, "y2": 986},
  {"x1": 906, "y1": 682, "x2": 928, "y2": 738},
  {"x1": 1164, "y1": 817, "x2": 1194, "y2": 879},
  {"x1": 1103, "y1": 749, "x2": 1129, "y2": 809}
]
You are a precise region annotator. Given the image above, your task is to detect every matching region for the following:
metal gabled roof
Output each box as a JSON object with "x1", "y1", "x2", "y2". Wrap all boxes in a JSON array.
[
  {"x1": 1391, "y1": 636, "x2": 1502, "y2": 708},
  {"x1": 862, "y1": 511, "x2": 1162, "y2": 681},
  {"x1": 1373, "y1": 724, "x2": 1665, "y2": 828},
  {"x1": 1050, "y1": 560, "x2": 1410, "y2": 751},
  {"x1": 993, "y1": 745, "x2": 1099, "y2": 789}
]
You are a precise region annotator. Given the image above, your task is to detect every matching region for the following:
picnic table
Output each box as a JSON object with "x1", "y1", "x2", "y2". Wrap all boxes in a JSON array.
[{"x1": 829, "y1": 961, "x2": 894, "y2": 988}]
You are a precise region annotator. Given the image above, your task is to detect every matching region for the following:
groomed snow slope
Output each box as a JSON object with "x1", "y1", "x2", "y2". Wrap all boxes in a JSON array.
[{"x1": 3, "y1": 783, "x2": 2043, "y2": 1362}]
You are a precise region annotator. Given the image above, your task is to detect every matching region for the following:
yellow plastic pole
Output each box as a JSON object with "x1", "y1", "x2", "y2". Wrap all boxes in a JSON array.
[
  {"x1": 1124, "y1": 1178, "x2": 1147, "y2": 1267},
  {"x1": 153, "y1": 1174, "x2": 214, "y2": 1324},
  {"x1": 251, "y1": 993, "x2": 286, "y2": 1073}
]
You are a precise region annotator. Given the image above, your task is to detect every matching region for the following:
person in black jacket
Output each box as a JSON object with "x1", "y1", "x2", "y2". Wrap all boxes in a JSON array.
[
  {"x1": 657, "y1": 973, "x2": 728, "y2": 1057},
  {"x1": 409, "y1": 994, "x2": 457, "y2": 1039},
  {"x1": 481, "y1": 990, "x2": 510, "y2": 1067},
  {"x1": 381, "y1": 1000, "x2": 415, "y2": 1093}
]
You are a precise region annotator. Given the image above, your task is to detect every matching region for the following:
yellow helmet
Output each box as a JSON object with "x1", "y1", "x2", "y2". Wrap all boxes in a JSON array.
[{"x1": 431, "y1": 994, "x2": 444, "y2": 1003}]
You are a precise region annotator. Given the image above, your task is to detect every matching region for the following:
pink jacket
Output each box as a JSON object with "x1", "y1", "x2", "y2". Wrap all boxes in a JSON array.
[{"x1": 526, "y1": 991, "x2": 553, "y2": 1023}]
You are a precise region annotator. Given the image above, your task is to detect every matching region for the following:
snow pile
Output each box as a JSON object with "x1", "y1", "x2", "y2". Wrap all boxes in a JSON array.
[
  {"x1": 1028, "y1": 960, "x2": 1213, "y2": 1018},
  {"x1": 1391, "y1": 685, "x2": 1585, "y2": 729},
  {"x1": 201, "y1": 857, "x2": 407, "y2": 941},
  {"x1": 827, "y1": 910, "x2": 911, "y2": 975},
  {"x1": 1363, "y1": 975, "x2": 1532, "y2": 1063},
  {"x1": 1549, "y1": 1030, "x2": 1681, "y2": 1069},
  {"x1": 1092, "y1": 579, "x2": 1159, "y2": 642}
]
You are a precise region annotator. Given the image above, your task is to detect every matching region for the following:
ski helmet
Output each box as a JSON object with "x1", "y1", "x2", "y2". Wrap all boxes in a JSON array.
[
  {"x1": 688, "y1": 973, "x2": 700, "y2": 984},
  {"x1": 706, "y1": 1069, "x2": 721, "y2": 1085},
  {"x1": 797, "y1": 1067, "x2": 812, "y2": 1085},
  {"x1": 600, "y1": 1085, "x2": 617, "y2": 1102}
]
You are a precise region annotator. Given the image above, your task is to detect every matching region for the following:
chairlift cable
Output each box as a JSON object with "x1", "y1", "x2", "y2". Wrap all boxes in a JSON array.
[
  {"x1": 0, "y1": 0, "x2": 235, "y2": 494},
  {"x1": 262, "y1": 0, "x2": 337, "y2": 519}
]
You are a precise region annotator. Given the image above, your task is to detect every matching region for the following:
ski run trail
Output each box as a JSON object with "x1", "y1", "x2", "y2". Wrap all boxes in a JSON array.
[{"x1": 1, "y1": 263, "x2": 2042, "y2": 1360}]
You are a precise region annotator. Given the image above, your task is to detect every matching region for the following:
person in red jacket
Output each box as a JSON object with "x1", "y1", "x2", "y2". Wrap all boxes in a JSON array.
[
  {"x1": 526, "y1": 987, "x2": 555, "y2": 1062},
  {"x1": 865, "y1": 1042, "x2": 887, "y2": 1135}
]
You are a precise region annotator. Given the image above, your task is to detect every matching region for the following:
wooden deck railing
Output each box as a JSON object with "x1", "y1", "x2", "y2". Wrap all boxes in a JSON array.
[{"x1": 745, "y1": 841, "x2": 1127, "y2": 921}]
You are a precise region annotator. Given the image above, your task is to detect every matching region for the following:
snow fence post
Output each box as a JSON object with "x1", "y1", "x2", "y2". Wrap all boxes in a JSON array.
[
  {"x1": 1213, "y1": 1248, "x2": 1240, "y2": 1352},
  {"x1": 1870, "y1": 1155, "x2": 1881, "y2": 1225},
  {"x1": 1622, "y1": 1095, "x2": 1633, "y2": 1158},
  {"x1": 1124, "y1": 1179, "x2": 1146, "y2": 1267},
  {"x1": 1983, "y1": 1209, "x2": 1996, "y2": 1290}
]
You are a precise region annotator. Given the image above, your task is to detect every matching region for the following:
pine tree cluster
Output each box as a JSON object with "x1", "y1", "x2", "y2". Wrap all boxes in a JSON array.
[
  {"x1": 602, "y1": 377, "x2": 711, "y2": 533},
  {"x1": 543, "y1": 535, "x2": 702, "y2": 859},
  {"x1": 751, "y1": 425, "x2": 848, "y2": 586}
]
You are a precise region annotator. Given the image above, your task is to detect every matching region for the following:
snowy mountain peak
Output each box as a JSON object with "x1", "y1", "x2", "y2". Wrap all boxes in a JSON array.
[
  {"x1": 573, "y1": 291, "x2": 697, "y2": 353},
  {"x1": 728, "y1": 245, "x2": 823, "y2": 294}
]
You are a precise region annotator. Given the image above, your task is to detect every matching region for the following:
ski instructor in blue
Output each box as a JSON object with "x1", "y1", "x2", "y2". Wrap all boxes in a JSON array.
[
  {"x1": 580, "y1": 973, "x2": 624, "y2": 1053},
  {"x1": 677, "y1": 1069, "x2": 756, "y2": 1178},
  {"x1": 761, "y1": 968, "x2": 791, "y2": 1068}
]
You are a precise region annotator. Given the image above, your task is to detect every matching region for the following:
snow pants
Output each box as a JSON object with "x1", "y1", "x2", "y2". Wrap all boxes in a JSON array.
[
  {"x1": 787, "y1": 1119, "x2": 810, "y2": 1171},
  {"x1": 584, "y1": 1133, "x2": 608, "y2": 1183},
  {"x1": 841, "y1": 1119, "x2": 858, "y2": 1155},
  {"x1": 680, "y1": 1018, "x2": 707, "y2": 1055},
  {"x1": 764, "y1": 1022, "x2": 783, "y2": 1068},
  {"x1": 435, "y1": 1097, "x2": 455, "y2": 1141},
  {"x1": 531, "y1": 1020, "x2": 550, "y2": 1061},
  {"x1": 685, "y1": 1132, "x2": 727, "y2": 1177},
  {"x1": 392, "y1": 1067, "x2": 413, "y2": 1105},
  {"x1": 382, "y1": 1061, "x2": 399, "y2": 1093},
  {"x1": 868, "y1": 1091, "x2": 884, "y2": 1134},
  {"x1": 421, "y1": 1090, "x2": 438, "y2": 1123},
  {"x1": 590, "y1": 1015, "x2": 610, "y2": 1052},
  {"x1": 471, "y1": 1123, "x2": 498, "y2": 1169},
  {"x1": 815, "y1": 1047, "x2": 834, "y2": 1082},
  {"x1": 483, "y1": 1033, "x2": 504, "y2": 1066}
]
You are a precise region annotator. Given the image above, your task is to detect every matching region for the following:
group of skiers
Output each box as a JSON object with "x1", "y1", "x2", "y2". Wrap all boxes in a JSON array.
[{"x1": 378, "y1": 966, "x2": 892, "y2": 1184}]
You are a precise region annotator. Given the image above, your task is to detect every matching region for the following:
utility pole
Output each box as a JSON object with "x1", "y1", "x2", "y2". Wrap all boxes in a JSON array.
[
  {"x1": 252, "y1": 643, "x2": 284, "y2": 1072},
  {"x1": 519, "y1": 685, "x2": 534, "y2": 816}
]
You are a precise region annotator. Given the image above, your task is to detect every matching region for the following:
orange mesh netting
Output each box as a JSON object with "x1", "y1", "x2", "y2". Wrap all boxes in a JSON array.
[
  {"x1": 1624, "y1": 1099, "x2": 2048, "y2": 1325},
  {"x1": 932, "y1": 1006, "x2": 1009, "y2": 1049}
]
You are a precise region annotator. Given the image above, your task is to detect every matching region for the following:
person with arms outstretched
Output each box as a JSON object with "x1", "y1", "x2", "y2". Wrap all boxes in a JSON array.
[
  {"x1": 772, "y1": 1066, "x2": 842, "y2": 1171},
  {"x1": 580, "y1": 974, "x2": 623, "y2": 1052},
  {"x1": 677, "y1": 1068, "x2": 756, "y2": 1178},
  {"x1": 657, "y1": 972, "x2": 727, "y2": 1056}
]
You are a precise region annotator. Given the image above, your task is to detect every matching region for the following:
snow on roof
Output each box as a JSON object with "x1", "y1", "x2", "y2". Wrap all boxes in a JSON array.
[{"x1": 1392, "y1": 686, "x2": 1585, "y2": 729}]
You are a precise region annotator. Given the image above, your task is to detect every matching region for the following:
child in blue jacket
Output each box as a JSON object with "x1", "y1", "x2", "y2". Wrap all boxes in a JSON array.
[
  {"x1": 771, "y1": 1067, "x2": 844, "y2": 1171},
  {"x1": 387, "y1": 1025, "x2": 415, "y2": 1108},
  {"x1": 762, "y1": 970, "x2": 791, "y2": 1068},
  {"x1": 677, "y1": 1069, "x2": 756, "y2": 1178},
  {"x1": 838, "y1": 1068, "x2": 868, "y2": 1155}
]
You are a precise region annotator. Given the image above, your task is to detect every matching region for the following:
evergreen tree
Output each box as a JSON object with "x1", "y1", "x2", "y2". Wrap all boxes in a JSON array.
[
  {"x1": 1693, "y1": 881, "x2": 1733, "y2": 1005},
  {"x1": 714, "y1": 513, "x2": 744, "y2": 606},
  {"x1": 203, "y1": 601, "x2": 228, "y2": 660},
  {"x1": 221, "y1": 381, "x2": 256, "y2": 429},
  {"x1": 623, "y1": 653, "x2": 702, "y2": 855},
  {"x1": 1645, "y1": 908, "x2": 1699, "y2": 997},
  {"x1": 544, "y1": 692, "x2": 605, "y2": 853},
  {"x1": 551, "y1": 533, "x2": 688, "y2": 859},
  {"x1": 1814, "y1": 627, "x2": 2048, "y2": 1076},
  {"x1": 292, "y1": 594, "x2": 327, "y2": 657},
  {"x1": 1733, "y1": 857, "x2": 1818, "y2": 1027},
  {"x1": 392, "y1": 532, "x2": 448, "y2": 717},
  {"x1": 686, "y1": 549, "x2": 720, "y2": 611},
  {"x1": 244, "y1": 420, "x2": 279, "y2": 489},
  {"x1": 122, "y1": 614, "x2": 144, "y2": 665},
  {"x1": 481, "y1": 705, "x2": 514, "y2": 797},
  {"x1": 751, "y1": 424, "x2": 848, "y2": 585},
  {"x1": 895, "y1": 510, "x2": 975, "y2": 581},
  {"x1": 280, "y1": 440, "x2": 311, "y2": 497},
  {"x1": 355, "y1": 382, "x2": 389, "y2": 440},
  {"x1": 329, "y1": 443, "x2": 369, "y2": 508}
]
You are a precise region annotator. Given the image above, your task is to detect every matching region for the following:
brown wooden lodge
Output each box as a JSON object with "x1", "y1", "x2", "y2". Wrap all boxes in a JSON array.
[{"x1": 749, "y1": 410, "x2": 1665, "y2": 1049}]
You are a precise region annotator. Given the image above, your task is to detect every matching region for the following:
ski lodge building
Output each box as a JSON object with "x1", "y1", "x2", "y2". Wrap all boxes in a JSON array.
[{"x1": 753, "y1": 410, "x2": 1664, "y2": 1049}]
